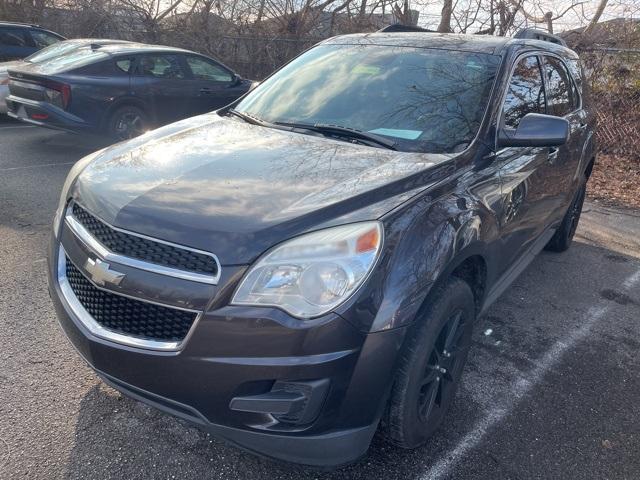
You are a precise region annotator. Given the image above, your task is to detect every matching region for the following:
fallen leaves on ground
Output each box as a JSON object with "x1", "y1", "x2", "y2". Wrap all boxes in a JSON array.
[{"x1": 588, "y1": 154, "x2": 640, "y2": 209}]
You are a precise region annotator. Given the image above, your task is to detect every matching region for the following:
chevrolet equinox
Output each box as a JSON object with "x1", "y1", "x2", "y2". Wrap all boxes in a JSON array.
[{"x1": 48, "y1": 27, "x2": 595, "y2": 466}]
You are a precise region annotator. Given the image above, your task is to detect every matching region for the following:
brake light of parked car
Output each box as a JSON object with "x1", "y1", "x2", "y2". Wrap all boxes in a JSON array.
[{"x1": 43, "y1": 82, "x2": 71, "y2": 110}]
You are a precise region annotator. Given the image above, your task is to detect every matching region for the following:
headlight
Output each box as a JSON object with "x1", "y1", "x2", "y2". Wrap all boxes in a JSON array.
[
  {"x1": 232, "y1": 222, "x2": 383, "y2": 318},
  {"x1": 52, "y1": 149, "x2": 104, "y2": 238}
]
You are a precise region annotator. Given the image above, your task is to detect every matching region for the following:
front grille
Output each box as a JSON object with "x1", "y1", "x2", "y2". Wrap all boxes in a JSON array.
[
  {"x1": 65, "y1": 258, "x2": 197, "y2": 342},
  {"x1": 71, "y1": 203, "x2": 217, "y2": 276}
]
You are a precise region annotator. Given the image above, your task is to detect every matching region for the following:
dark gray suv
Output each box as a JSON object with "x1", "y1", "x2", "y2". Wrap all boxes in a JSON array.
[
  {"x1": 0, "y1": 21, "x2": 64, "y2": 61},
  {"x1": 48, "y1": 27, "x2": 595, "y2": 467}
]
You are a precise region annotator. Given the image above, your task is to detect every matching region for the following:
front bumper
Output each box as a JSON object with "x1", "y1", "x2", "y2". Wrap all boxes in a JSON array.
[
  {"x1": 48, "y1": 234, "x2": 406, "y2": 466},
  {"x1": 0, "y1": 85, "x2": 8, "y2": 114}
]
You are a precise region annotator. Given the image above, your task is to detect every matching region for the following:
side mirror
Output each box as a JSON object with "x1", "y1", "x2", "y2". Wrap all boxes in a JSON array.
[
  {"x1": 497, "y1": 113, "x2": 569, "y2": 148},
  {"x1": 233, "y1": 73, "x2": 242, "y2": 85}
]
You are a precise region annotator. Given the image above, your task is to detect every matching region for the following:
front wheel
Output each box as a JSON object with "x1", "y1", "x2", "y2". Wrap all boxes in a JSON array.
[
  {"x1": 382, "y1": 277, "x2": 475, "y2": 448},
  {"x1": 545, "y1": 180, "x2": 587, "y2": 252},
  {"x1": 107, "y1": 105, "x2": 148, "y2": 140}
]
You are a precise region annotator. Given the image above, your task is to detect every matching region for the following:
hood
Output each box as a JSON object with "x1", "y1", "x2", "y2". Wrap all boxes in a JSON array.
[
  {"x1": 72, "y1": 114, "x2": 452, "y2": 264},
  {"x1": 0, "y1": 61, "x2": 23, "y2": 76}
]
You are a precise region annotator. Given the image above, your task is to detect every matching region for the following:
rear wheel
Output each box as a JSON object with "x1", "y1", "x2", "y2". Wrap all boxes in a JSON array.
[
  {"x1": 382, "y1": 277, "x2": 475, "y2": 448},
  {"x1": 107, "y1": 105, "x2": 148, "y2": 140},
  {"x1": 545, "y1": 180, "x2": 587, "y2": 252}
]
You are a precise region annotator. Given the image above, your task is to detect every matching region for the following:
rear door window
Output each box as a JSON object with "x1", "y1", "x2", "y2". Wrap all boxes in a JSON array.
[
  {"x1": 136, "y1": 55, "x2": 185, "y2": 79},
  {"x1": 186, "y1": 56, "x2": 233, "y2": 82},
  {"x1": 564, "y1": 58, "x2": 582, "y2": 109},
  {"x1": 0, "y1": 28, "x2": 30, "y2": 47},
  {"x1": 502, "y1": 55, "x2": 546, "y2": 129},
  {"x1": 543, "y1": 56, "x2": 574, "y2": 116}
]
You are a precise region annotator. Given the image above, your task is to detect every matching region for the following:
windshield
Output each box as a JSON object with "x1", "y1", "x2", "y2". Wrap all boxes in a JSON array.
[
  {"x1": 235, "y1": 44, "x2": 500, "y2": 153},
  {"x1": 24, "y1": 40, "x2": 86, "y2": 63}
]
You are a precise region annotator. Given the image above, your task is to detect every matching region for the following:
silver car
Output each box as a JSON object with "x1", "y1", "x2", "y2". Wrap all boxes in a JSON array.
[{"x1": 0, "y1": 38, "x2": 131, "y2": 114}]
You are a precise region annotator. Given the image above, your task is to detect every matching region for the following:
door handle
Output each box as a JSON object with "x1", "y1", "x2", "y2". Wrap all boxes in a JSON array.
[{"x1": 199, "y1": 88, "x2": 213, "y2": 94}]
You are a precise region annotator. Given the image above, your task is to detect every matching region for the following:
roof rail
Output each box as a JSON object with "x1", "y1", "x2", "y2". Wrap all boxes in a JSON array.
[
  {"x1": 514, "y1": 28, "x2": 567, "y2": 47},
  {"x1": 0, "y1": 21, "x2": 41, "y2": 28},
  {"x1": 378, "y1": 24, "x2": 434, "y2": 33}
]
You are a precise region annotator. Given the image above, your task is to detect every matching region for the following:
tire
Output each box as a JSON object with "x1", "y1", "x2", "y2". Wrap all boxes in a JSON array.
[
  {"x1": 545, "y1": 180, "x2": 587, "y2": 252},
  {"x1": 381, "y1": 277, "x2": 475, "y2": 448},
  {"x1": 107, "y1": 105, "x2": 148, "y2": 140}
]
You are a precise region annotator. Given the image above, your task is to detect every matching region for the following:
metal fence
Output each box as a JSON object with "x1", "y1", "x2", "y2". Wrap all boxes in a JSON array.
[
  {"x1": 210, "y1": 36, "x2": 321, "y2": 80},
  {"x1": 592, "y1": 88, "x2": 640, "y2": 157},
  {"x1": 577, "y1": 48, "x2": 640, "y2": 159},
  {"x1": 151, "y1": 27, "x2": 323, "y2": 81}
]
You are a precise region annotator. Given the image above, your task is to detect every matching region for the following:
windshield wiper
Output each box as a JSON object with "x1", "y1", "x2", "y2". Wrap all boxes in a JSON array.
[
  {"x1": 274, "y1": 121, "x2": 397, "y2": 151},
  {"x1": 227, "y1": 109, "x2": 269, "y2": 127}
]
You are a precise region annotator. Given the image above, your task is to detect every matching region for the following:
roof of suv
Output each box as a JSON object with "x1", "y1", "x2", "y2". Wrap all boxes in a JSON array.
[
  {"x1": 0, "y1": 21, "x2": 66, "y2": 40},
  {"x1": 324, "y1": 31, "x2": 577, "y2": 57},
  {"x1": 0, "y1": 21, "x2": 54, "y2": 31}
]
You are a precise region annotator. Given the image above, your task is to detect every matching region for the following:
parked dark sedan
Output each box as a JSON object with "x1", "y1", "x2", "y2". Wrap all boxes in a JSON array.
[
  {"x1": 0, "y1": 21, "x2": 65, "y2": 61},
  {"x1": 48, "y1": 27, "x2": 595, "y2": 466},
  {"x1": 0, "y1": 38, "x2": 132, "y2": 114},
  {"x1": 6, "y1": 43, "x2": 253, "y2": 138}
]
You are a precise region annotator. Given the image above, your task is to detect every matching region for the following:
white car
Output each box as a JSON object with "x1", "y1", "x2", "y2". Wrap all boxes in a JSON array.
[{"x1": 0, "y1": 38, "x2": 131, "y2": 114}]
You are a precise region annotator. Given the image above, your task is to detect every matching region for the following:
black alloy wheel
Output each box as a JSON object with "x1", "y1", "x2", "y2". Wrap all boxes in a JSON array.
[
  {"x1": 417, "y1": 310, "x2": 468, "y2": 424},
  {"x1": 382, "y1": 277, "x2": 475, "y2": 448},
  {"x1": 545, "y1": 179, "x2": 587, "y2": 252},
  {"x1": 108, "y1": 106, "x2": 148, "y2": 140}
]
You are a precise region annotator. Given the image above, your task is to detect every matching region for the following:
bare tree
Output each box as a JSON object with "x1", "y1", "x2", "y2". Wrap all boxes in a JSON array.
[
  {"x1": 582, "y1": 0, "x2": 610, "y2": 37},
  {"x1": 437, "y1": 0, "x2": 453, "y2": 32}
]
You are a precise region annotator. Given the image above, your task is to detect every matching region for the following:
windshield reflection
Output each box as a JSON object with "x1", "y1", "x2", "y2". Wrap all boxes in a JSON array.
[{"x1": 236, "y1": 44, "x2": 499, "y2": 154}]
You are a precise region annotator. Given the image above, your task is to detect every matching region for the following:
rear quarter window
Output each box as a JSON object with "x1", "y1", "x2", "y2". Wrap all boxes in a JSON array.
[{"x1": 115, "y1": 58, "x2": 133, "y2": 74}]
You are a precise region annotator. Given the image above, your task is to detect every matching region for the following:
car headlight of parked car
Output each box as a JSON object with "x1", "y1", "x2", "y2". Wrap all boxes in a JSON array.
[
  {"x1": 232, "y1": 222, "x2": 382, "y2": 318},
  {"x1": 52, "y1": 149, "x2": 104, "y2": 238}
]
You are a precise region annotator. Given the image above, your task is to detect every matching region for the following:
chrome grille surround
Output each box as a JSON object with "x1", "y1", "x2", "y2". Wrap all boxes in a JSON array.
[
  {"x1": 57, "y1": 245, "x2": 202, "y2": 351},
  {"x1": 64, "y1": 202, "x2": 221, "y2": 285}
]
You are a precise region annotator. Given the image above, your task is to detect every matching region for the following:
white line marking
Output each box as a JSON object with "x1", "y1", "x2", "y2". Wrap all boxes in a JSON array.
[
  {"x1": 0, "y1": 125, "x2": 34, "y2": 130},
  {"x1": 622, "y1": 269, "x2": 640, "y2": 290},
  {"x1": 0, "y1": 162, "x2": 74, "y2": 172},
  {"x1": 421, "y1": 267, "x2": 640, "y2": 480}
]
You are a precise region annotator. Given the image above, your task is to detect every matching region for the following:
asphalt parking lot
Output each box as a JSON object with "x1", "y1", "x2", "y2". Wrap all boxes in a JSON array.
[{"x1": 2, "y1": 118, "x2": 640, "y2": 480}]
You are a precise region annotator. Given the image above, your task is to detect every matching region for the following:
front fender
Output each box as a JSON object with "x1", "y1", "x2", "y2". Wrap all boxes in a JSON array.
[{"x1": 336, "y1": 191, "x2": 498, "y2": 333}]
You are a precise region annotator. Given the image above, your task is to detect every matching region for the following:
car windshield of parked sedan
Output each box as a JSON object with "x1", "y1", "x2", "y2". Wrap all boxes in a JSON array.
[{"x1": 234, "y1": 44, "x2": 500, "y2": 153}]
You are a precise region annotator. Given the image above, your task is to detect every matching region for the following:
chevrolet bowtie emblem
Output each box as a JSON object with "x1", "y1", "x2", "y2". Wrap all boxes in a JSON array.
[{"x1": 85, "y1": 258, "x2": 125, "y2": 286}]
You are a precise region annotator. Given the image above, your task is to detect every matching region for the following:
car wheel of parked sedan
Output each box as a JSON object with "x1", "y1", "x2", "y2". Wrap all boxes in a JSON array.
[
  {"x1": 108, "y1": 105, "x2": 148, "y2": 140},
  {"x1": 545, "y1": 179, "x2": 587, "y2": 253},
  {"x1": 382, "y1": 277, "x2": 475, "y2": 448}
]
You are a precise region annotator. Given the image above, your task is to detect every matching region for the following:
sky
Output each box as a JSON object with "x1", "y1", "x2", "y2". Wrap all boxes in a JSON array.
[{"x1": 409, "y1": 0, "x2": 639, "y2": 33}]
